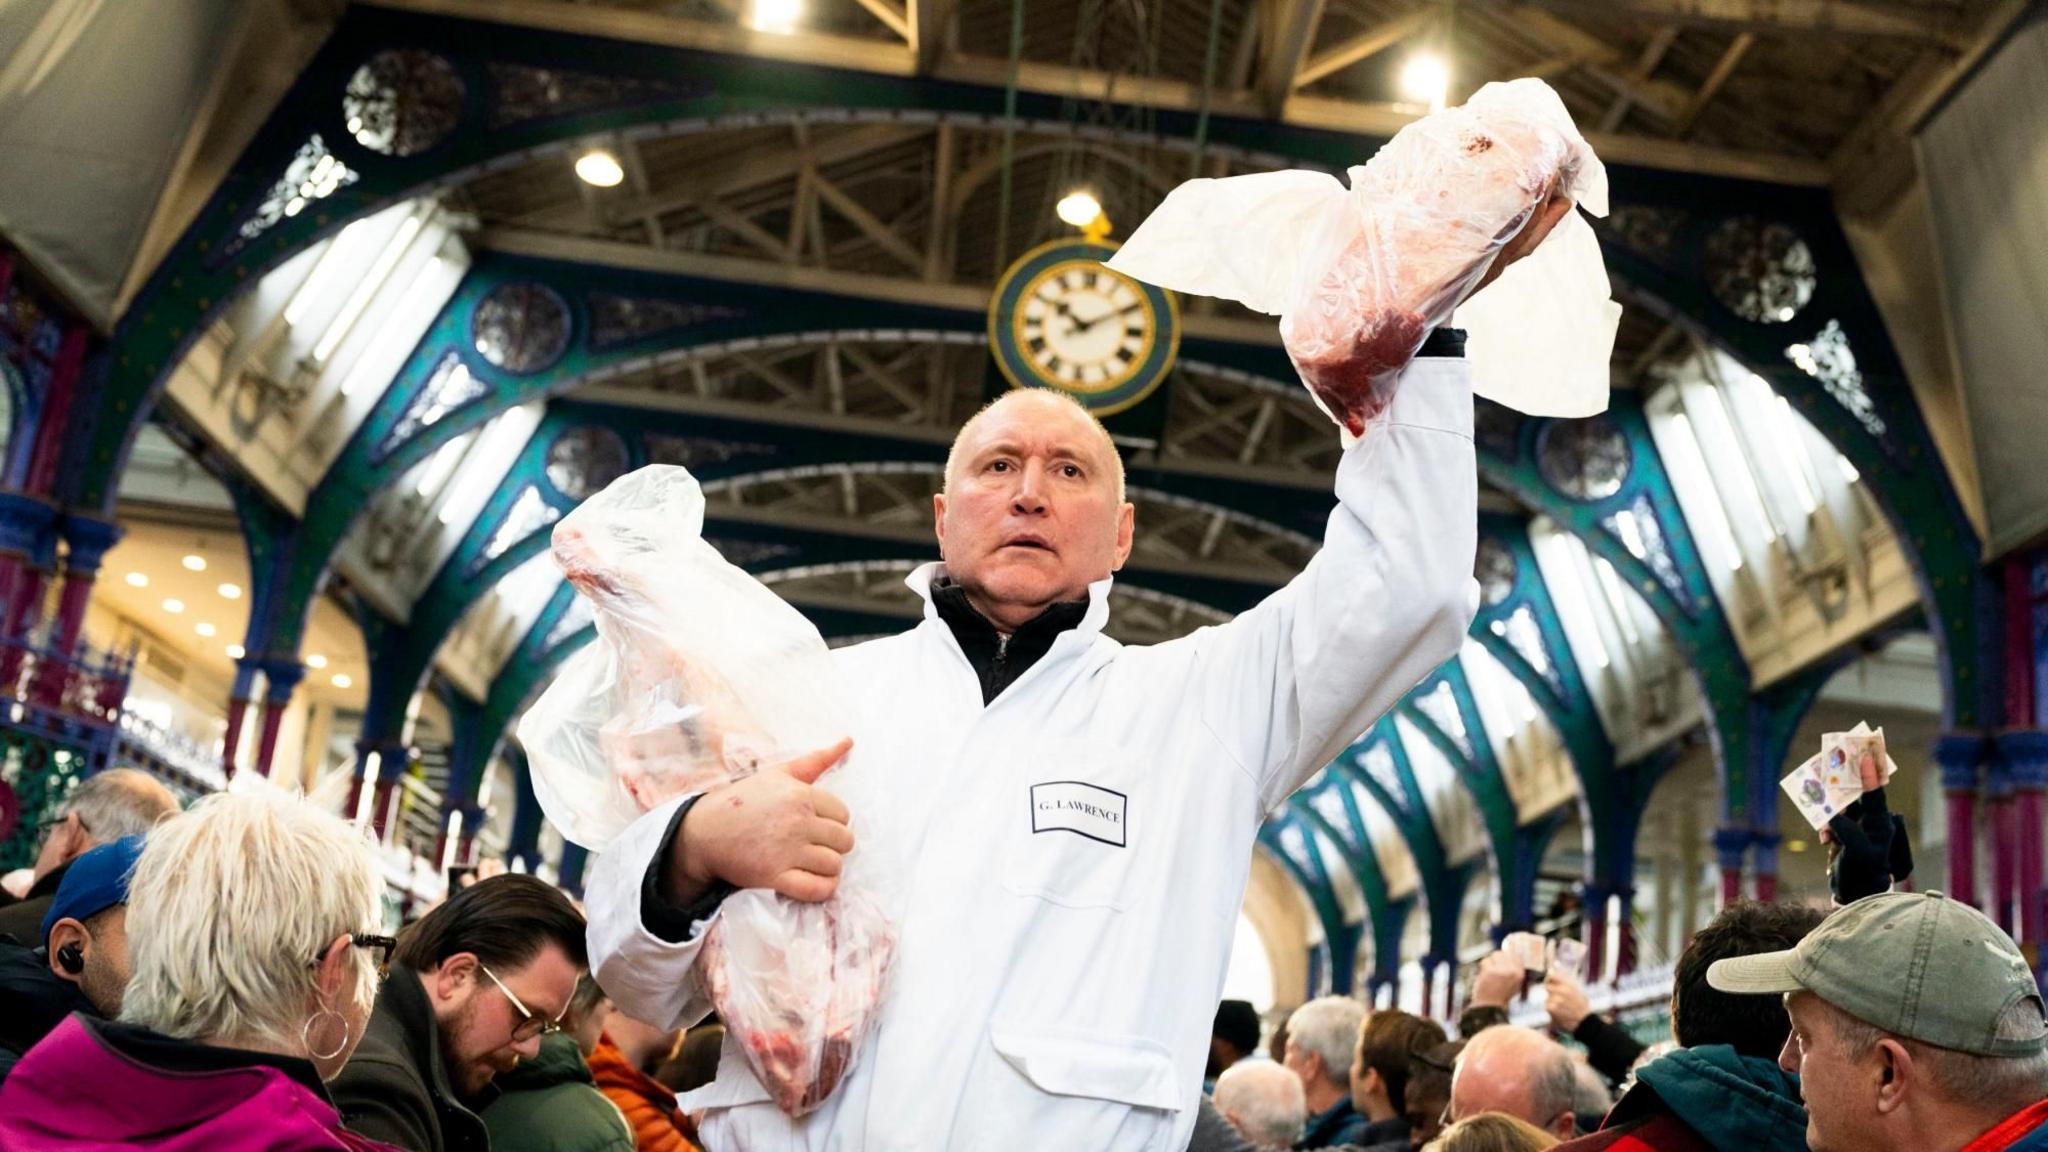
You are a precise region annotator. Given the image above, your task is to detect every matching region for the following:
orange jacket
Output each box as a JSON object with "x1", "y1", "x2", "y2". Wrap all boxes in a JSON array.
[{"x1": 587, "y1": 1035, "x2": 701, "y2": 1152}]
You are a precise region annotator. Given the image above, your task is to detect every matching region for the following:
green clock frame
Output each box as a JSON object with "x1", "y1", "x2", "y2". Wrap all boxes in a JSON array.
[{"x1": 988, "y1": 237, "x2": 1180, "y2": 416}]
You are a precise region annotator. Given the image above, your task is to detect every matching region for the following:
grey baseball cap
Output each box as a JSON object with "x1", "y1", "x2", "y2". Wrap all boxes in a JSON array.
[{"x1": 1707, "y1": 891, "x2": 2047, "y2": 1058}]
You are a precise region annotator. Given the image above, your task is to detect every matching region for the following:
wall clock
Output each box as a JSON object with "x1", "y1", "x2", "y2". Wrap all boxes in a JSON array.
[{"x1": 988, "y1": 236, "x2": 1179, "y2": 416}]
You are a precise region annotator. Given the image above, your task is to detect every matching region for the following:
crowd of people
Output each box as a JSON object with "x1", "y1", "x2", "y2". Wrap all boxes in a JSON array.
[
  {"x1": 0, "y1": 758, "x2": 2044, "y2": 1151},
  {"x1": 1184, "y1": 786, "x2": 2048, "y2": 1152},
  {"x1": 0, "y1": 782, "x2": 708, "y2": 1151}
]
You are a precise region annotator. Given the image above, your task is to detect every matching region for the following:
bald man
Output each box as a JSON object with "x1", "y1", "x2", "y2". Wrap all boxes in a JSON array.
[
  {"x1": 1216, "y1": 1060, "x2": 1310, "y2": 1149},
  {"x1": 1450, "y1": 1025, "x2": 1579, "y2": 1140},
  {"x1": 588, "y1": 198, "x2": 1571, "y2": 1151}
]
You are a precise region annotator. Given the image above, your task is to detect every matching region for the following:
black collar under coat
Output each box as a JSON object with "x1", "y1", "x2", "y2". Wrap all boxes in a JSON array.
[{"x1": 930, "y1": 577, "x2": 1089, "y2": 705}]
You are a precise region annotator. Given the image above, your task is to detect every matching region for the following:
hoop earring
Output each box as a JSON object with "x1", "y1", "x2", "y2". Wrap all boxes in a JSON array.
[{"x1": 302, "y1": 1007, "x2": 351, "y2": 1062}]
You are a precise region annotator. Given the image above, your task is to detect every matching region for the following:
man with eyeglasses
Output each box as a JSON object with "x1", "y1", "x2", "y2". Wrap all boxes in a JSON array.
[
  {"x1": 330, "y1": 873, "x2": 588, "y2": 1152},
  {"x1": 0, "y1": 768, "x2": 178, "y2": 947}
]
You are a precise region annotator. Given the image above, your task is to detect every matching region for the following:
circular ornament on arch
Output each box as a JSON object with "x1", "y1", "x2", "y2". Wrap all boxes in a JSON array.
[
  {"x1": 342, "y1": 49, "x2": 466, "y2": 157},
  {"x1": 545, "y1": 426, "x2": 631, "y2": 501},
  {"x1": 471, "y1": 282, "x2": 572, "y2": 375},
  {"x1": 1704, "y1": 217, "x2": 1817, "y2": 325},
  {"x1": 1536, "y1": 416, "x2": 1631, "y2": 502}
]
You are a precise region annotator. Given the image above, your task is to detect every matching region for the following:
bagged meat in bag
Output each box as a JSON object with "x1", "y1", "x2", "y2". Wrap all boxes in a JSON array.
[
  {"x1": 1109, "y1": 78, "x2": 1620, "y2": 435},
  {"x1": 517, "y1": 464, "x2": 897, "y2": 1117}
]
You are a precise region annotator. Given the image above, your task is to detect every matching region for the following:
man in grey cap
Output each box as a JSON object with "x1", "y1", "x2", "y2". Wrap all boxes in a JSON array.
[{"x1": 1708, "y1": 891, "x2": 2048, "y2": 1152}]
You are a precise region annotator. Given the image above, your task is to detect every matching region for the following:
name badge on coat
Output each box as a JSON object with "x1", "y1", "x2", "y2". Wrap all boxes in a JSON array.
[{"x1": 1031, "y1": 781, "x2": 1128, "y2": 847}]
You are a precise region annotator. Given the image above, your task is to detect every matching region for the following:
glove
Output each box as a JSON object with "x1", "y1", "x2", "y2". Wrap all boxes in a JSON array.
[{"x1": 1827, "y1": 784, "x2": 1913, "y2": 905}]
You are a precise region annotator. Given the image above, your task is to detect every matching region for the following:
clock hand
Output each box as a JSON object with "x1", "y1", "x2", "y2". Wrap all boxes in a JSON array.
[{"x1": 1071, "y1": 301, "x2": 1145, "y2": 334}]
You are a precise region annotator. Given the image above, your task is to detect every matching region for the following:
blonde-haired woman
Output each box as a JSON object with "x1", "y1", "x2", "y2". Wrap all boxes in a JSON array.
[
  {"x1": 1426, "y1": 1112, "x2": 1563, "y2": 1152},
  {"x1": 0, "y1": 787, "x2": 404, "y2": 1151}
]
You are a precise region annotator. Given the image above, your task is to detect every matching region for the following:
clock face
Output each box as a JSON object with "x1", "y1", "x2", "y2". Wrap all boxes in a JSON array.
[
  {"x1": 1017, "y1": 263, "x2": 1153, "y2": 391},
  {"x1": 989, "y1": 239, "x2": 1178, "y2": 415}
]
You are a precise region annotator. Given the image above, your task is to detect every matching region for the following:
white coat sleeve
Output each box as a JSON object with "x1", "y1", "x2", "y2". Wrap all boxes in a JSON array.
[
  {"x1": 1186, "y1": 355, "x2": 1478, "y2": 813},
  {"x1": 584, "y1": 792, "x2": 720, "y2": 1032}
]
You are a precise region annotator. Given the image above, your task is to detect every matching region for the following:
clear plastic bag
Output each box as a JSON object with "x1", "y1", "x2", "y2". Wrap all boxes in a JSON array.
[
  {"x1": 1109, "y1": 78, "x2": 1618, "y2": 435},
  {"x1": 516, "y1": 464, "x2": 896, "y2": 1116}
]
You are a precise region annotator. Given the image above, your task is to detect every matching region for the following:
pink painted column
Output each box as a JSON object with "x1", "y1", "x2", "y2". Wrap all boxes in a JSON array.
[
  {"x1": 1752, "y1": 834, "x2": 1780, "y2": 904},
  {"x1": 220, "y1": 660, "x2": 257, "y2": 777},
  {"x1": 1714, "y1": 827, "x2": 1750, "y2": 908},
  {"x1": 1991, "y1": 788, "x2": 2019, "y2": 934},
  {"x1": 1997, "y1": 731, "x2": 2048, "y2": 951},
  {"x1": 251, "y1": 660, "x2": 304, "y2": 778},
  {"x1": 1613, "y1": 890, "x2": 1638, "y2": 978},
  {"x1": 1935, "y1": 734, "x2": 1987, "y2": 911}
]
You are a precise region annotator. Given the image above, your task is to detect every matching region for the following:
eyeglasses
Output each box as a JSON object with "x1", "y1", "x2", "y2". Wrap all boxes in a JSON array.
[
  {"x1": 36, "y1": 813, "x2": 86, "y2": 839},
  {"x1": 479, "y1": 963, "x2": 564, "y2": 1044},
  {"x1": 352, "y1": 934, "x2": 397, "y2": 979},
  {"x1": 311, "y1": 933, "x2": 397, "y2": 980}
]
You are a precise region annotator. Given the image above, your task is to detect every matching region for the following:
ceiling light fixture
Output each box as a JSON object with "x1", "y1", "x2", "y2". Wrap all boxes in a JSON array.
[
  {"x1": 125, "y1": 572, "x2": 149, "y2": 588},
  {"x1": 749, "y1": 0, "x2": 801, "y2": 34},
  {"x1": 195, "y1": 622, "x2": 217, "y2": 638},
  {"x1": 218, "y1": 583, "x2": 243, "y2": 600},
  {"x1": 182, "y1": 554, "x2": 207, "y2": 572},
  {"x1": 1056, "y1": 190, "x2": 1104, "y2": 230},
  {"x1": 162, "y1": 598, "x2": 185, "y2": 615},
  {"x1": 331, "y1": 673, "x2": 354, "y2": 689},
  {"x1": 1399, "y1": 53, "x2": 1451, "y2": 112},
  {"x1": 227, "y1": 644, "x2": 246, "y2": 659},
  {"x1": 574, "y1": 148, "x2": 624, "y2": 188},
  {"x1": 306, "y1": 654, "x2": 329, "y2": 669}
]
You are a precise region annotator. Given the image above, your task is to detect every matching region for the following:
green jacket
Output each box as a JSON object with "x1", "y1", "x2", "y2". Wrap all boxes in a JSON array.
[
  {"x1": 1627, "y1": 1044, "x2": 1808, "y2": 1152},
  {"x1": 480, "y1": 1034, "x2": 634, "y2": 1152}
]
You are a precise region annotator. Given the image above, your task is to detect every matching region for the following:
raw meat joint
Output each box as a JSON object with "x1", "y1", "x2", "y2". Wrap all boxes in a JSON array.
[
  {"x1": 1281, "y1": 114, "x2": 1573, "y2": 435},
  {"x1": 519, "y1": 465, "x2": 899, "y2": 1117},
  {"x1": 1111, "y1": 77, "x2": 1616, "y2": 431}
]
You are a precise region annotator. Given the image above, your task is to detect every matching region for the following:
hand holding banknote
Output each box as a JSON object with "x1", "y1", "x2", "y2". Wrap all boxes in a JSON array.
[{"x1": 1824, "y1": 774, "x2": 1914, "y2": 905}]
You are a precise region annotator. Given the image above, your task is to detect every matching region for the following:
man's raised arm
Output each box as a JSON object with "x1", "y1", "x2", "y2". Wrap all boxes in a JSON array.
[{"x1": 1184, "y1": 343, "x2": 1479, "y2": 813}]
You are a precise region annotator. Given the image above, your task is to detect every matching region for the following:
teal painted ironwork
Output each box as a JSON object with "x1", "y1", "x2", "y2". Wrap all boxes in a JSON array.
[
  {"x1": 81, "y1": 0, "x2": 1984, "y2": 745},
  {"x1": 1470, "y1": 513, "x2": 1667, "y2": 921},
  {"x1": 1259, "y1": 812, "x2": 1362, "y2": 995},
  {"x1": 1399, "y1": 659, "x2": 1559, "y2": 931},
  {"x1": 1337, "y1": 721, "x2": 1474, "y2": 975},
  {"x1": 1481, "y1": 395, "x2": 1761, "y2": 833},
  {"x1": 1291, "y1": 766, "x2": 1412, "y2": 991},
  {"x1": 1597, "y1": 206, "x2": 1991, "y2": 727}
]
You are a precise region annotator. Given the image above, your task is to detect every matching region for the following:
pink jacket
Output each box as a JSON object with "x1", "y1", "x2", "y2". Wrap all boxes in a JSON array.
[{"x1": 0, "y1": 1015, "x2": 402, "y2": 1151}]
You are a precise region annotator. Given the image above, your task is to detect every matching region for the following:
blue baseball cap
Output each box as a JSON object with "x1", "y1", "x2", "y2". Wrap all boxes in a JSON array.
[{"x1": 41, "y1": 834, "x2": 146, "y2": 944}]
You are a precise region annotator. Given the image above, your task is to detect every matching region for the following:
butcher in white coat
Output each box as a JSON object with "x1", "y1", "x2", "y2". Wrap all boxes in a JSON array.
[{"x1": 585, "y1": 198, "x2": 1573, "y2": 1151}]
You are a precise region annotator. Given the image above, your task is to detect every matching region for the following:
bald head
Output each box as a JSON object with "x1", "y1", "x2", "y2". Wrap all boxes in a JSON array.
[
  {"x1": 1451, "y1": 1026, "x2": 1578, "y2": 1139},
  {"x1": 35, "y1": 768, "x2": 179, "y2": 881},
  {"x1": 944, "y1": 387, "x2": 1125, "y2": 502},
  {"x1": 1214, "y1": 1060, "x2": 1308, "y2": 1149},
  {"x1": 932, "y1": 386, "x2": 1134, "y2": 633}
]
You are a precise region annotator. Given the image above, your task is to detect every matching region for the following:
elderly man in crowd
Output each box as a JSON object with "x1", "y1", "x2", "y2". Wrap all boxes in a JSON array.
[
  {"x1": 1450, "y1": 1020, "x2": 1580, "y2": 1140},
  {"x1": 1217, "y1": 1059, "x2": 1311, "y2": 1150},
  {"x1": 1285, "y1": 996, "x2": 1373, "y2": 1147},
  {"x1": 586, "y1": 193, "x2": 1572, "y2": 1150},
  {"x1": 330, "y1": 873, "x2": 588, "y2": 1152},
  {"x1": 0, "y1": 768, "x2": 177, "y2": 945},
  {"x1": 1711, "y1": 891, "x2": 2048, "y2": 1152}
]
